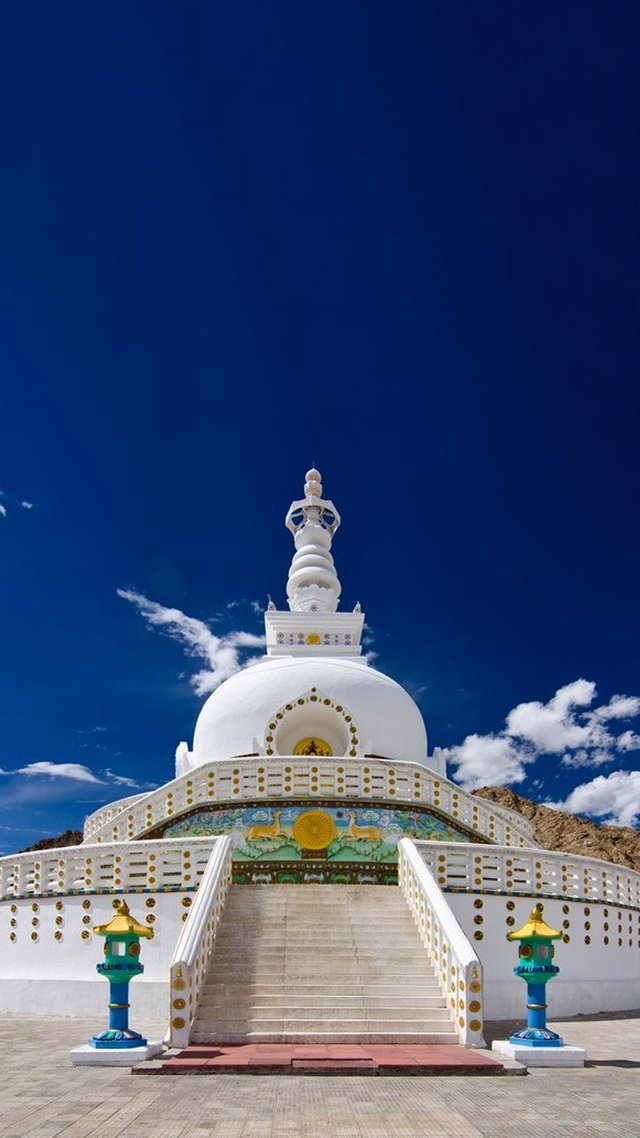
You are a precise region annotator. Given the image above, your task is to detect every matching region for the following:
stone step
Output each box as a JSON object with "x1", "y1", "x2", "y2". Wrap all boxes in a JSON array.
[
  {"x1": 202, "y1": 968, "x2": 435, "y2": 980},
  {"x1": 189, "y1": 1030, "x2": 460, "y2": 1045},
  {"x1": 195, "y1": 1005, "x2": 450, "y2": 1020},
  {"x1": 202, "y1": 984, "x2": 443, "y2": 998},
  {"x1": 192, "y1": 1017, "x2": 454, "y2": 1033},
  {"x1": 196, "y1": 995, "x2": 447, "y2": 1010}
]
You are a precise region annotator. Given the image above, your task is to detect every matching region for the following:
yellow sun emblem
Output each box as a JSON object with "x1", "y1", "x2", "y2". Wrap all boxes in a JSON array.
[{"x1": 292, "y1": 810, "x2": 337, "y2": 850}]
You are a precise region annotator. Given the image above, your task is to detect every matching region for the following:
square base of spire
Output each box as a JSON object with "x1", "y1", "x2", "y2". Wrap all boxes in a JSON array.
[{"x1": 265, "y1": 611, "x2": 364, "y2": 657}]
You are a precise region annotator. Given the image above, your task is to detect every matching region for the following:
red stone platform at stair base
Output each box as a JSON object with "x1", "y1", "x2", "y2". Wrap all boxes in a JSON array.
[{"x1": 153, "y1": 1044, "x2": 504, "y2": 1076}]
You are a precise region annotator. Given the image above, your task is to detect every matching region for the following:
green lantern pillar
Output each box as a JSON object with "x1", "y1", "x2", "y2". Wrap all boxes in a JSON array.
[
  {"x1": 507, "y1": 903, "x2": 563, "y2": 1047},
  {"x1": 91, "y1": 899, "x2": 153, "y2": 1049}
]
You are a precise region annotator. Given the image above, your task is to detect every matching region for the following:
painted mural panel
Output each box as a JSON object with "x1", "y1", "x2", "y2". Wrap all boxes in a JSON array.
[{"x1": 161, "y1": 802, "x2": 472, "y2": 863}]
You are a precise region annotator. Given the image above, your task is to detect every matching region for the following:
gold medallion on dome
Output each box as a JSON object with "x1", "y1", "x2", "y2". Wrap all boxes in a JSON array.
[
  {"x1": 293, "y1": 736, "x2": 333, "y2": 756},
  {"x1": 292, "y1": 810, "x2": 337, "y2": 850}
]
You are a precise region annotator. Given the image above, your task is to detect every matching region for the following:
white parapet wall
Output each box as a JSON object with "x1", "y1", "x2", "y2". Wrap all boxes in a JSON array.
[
  {"x1": 0, "y1": 837, "x2": 224, "y2": 1021},
  {"x1": 412, "y1": 840, "x2": 640, "y2": 1019},
  {"x1": 82, "y1": 756, "x2": 536, "y2": 848}
]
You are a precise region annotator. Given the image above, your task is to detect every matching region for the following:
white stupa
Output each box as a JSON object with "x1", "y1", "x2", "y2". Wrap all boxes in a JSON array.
[
  {"x1": 181, "y1": 468, "x2": 436, "y2": 775},
  {"x1": 0, "y1": 469, "x2": 637, "y2": 1055}
]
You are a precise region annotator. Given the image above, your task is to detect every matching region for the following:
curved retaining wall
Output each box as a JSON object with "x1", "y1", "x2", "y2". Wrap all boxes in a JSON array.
[
  {"x1": 413, "y1": 840, "x2": 640, "y2": 1018},
  {"x1": 83, "y1": 757, "x2": 536, "y2": 848}
]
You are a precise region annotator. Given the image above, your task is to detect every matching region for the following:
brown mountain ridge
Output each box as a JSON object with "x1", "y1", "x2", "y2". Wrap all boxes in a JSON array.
[{"x1": 473, "y1": 786, "x2": 640, "y2": 872}]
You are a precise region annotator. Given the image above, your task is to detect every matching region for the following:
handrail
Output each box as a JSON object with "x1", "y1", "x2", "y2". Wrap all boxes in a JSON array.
[
  {"x1": 398, "y1": 838, "x2": 485, "y2": 1048},
  {"x1": 413, "y1": 841, "x2": 640, "y2": 910},
  {"x1": 168, "y1": 836, "x2": 233, "y2": 1048},
  {"x1": 82, "y1": 756, "x2": 536, "y2": 848}
]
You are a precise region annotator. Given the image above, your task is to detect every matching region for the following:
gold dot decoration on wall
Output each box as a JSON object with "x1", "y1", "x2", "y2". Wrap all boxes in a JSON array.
[
  {"x1": 469, "y1": 1019, "x2": 482, "y2": 1033},
  {"x1": 172, "y1": 1017, "x2": 186, "y2": 1030},
  {"x1": 55, "y1": 901, "x2": 64, "y2": 912},
  {"x1": 31, "y1": 932, "x2": 38, "y2": 942},
  {"x1": 506, "y1": 901, "x2": 515, "y2": 912},
  {"x1": 146, "y1": 898, "x2": 156, "y2": 908},
  {"x1": 473, "y1": 931, "x2": 483, "y2": 941},
  {"x1": 81, "y1": 930, "x2": 90, "y2": 940},
  {"x1": 9, "y1": 933, "x2": 16, "y2": 943},
  {"x1": 82, "y1": 899, "x2": 91, "y2": 910},
  {"x1": 469, "y1": 1000, "x2": 481, "y2": 1014},
  {"x1": 182, "y1": 897, "x2": 192, "y2": 908},
  {"x1": 473, "y1": 899, "x2": 483, "y2": 910},
  {"x1": 54, "y1": 931, "x2": 62, "y2": 942}
]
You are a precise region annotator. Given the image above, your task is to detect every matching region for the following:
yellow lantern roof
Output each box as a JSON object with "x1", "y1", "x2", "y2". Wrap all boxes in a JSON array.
[
  {"x1": 93, "y1": 899, "x2": 153, "y2": 938},
  {"x1": 507, "y1": 903, "x2": 562, "y2": 941}
]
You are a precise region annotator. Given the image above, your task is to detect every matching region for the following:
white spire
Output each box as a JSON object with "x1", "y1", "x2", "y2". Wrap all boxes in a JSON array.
[{"x1": 285, "y1": 468, "x2": 341, "y2": 613}]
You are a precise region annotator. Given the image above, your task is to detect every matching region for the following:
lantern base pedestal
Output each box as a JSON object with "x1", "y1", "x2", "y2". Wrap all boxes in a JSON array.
[
  {"x1": 91, "y1": 1028, "x2": 147, "y2": 1048},
  {"x1": 70, "y1": 1041, "x2": 164, "y2": 1066},
  {"x1": 492, "y1": 1041, "x2": 586, "y2": 1067}
]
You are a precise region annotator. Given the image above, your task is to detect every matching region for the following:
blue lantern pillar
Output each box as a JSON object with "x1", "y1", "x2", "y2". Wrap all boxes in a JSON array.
[
  {"x1": 91, "y1": 899, "x2": 153, "y2": 1049},
  {"x1": 507, "y1": 902, "x2": 564, "y2": 1047}
]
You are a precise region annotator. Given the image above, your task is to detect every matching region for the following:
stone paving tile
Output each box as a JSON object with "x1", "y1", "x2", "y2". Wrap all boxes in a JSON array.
[{"x1": 0, "y1": 1015, "x2": 639, "y2": 1137}]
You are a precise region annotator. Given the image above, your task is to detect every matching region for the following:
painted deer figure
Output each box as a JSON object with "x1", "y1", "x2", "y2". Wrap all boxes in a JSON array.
[
  {"x1": 347, "y1": 810, "x2": 380, "y2": 842},
  {"x1": 248, "y1": 810, "x2": 282, "y2": 841}
]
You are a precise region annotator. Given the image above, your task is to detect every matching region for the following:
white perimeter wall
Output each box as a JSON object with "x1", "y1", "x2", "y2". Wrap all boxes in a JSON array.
[
  {"x1": 0, "y1": 892, "x2": 188, "y2": 1022},
  {"x1": 447, "y1": 893, "x2": 640, "y2": 1020}
]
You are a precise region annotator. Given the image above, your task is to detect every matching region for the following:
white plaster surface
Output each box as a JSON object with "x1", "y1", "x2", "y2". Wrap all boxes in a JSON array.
[
  {"x1": 0, "y1": 891, "x2": 185, "y2": 1017},
  {"x1": 446, "y1": 892, "x2": 640, "y2": 1019},
  {"x1": 190, "y1": 656, "x2": 429, "y2": 767},
  {"x1": 492, "y1": 1041, "x2": 586, "y2": 1066}
]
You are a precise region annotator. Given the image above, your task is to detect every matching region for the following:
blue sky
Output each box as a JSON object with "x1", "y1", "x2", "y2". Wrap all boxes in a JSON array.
[{"x1": 1, "y1": 2, "x2": 639, "y2": 852}]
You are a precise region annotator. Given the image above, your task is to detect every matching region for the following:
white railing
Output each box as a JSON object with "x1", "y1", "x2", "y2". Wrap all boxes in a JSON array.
[
  {"x1": 414, "y1": 841, "x2": 640, "y2": 909},
  {"x1": 169, "y1": 836, "x2": 233, "y2": 1048},
  {"x1": 83, "y1": 757, "x2": 535, "y2": 848},
  {"x1": 398, "y1": 838, "x2": 485, "y2": 1047},
  {"x1": 0, "y1": 837, "x2": 220, "y2": 900}
]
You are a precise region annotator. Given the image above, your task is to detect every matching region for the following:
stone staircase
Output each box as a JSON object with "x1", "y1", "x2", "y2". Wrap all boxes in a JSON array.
[{"x1": 190, "y1": 884, "x2": 458, "y2": 1044}]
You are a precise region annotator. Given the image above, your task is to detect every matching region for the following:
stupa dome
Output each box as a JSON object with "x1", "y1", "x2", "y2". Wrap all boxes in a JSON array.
[{"x1": 189, "y1": 656, "x2": 428, "y2": 769}]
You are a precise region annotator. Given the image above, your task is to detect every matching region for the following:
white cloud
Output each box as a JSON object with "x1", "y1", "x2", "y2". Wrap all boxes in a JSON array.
[
  {"x1": 20, "y1": 500, "x2": 34, "y2": 510},
  {"x1": 102, "y1": 768, "x2": 152, "y2": 790},
  {"x1": 0, "y1": 502, "x2": 6, "y2": 519},
  {"x1": 444, "y1": 678, "x2": 640, "y2": 790},
  {"x1": 118, "y1": 589, "x2": 265, "y2": 696},
  {"x1": 444, "y1": 733, "x2": 532, "y2": 790},
  {"x1": 549, "y1": 770, "x2": 640, "y2": 828},
  {"x1": 0, "y1": 761, "x2": 102, "y2": 784}
]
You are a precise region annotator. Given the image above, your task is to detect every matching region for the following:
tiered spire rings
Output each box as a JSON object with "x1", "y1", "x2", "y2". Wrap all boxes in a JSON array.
[{"x1": 285, "y1": 469, "x2": 342, "y2": 613}]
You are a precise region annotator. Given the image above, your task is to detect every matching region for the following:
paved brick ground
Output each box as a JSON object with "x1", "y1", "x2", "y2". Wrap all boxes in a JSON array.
[{"x1": 0, "y1": 1013, "x2": 638, "y2": 1137}]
